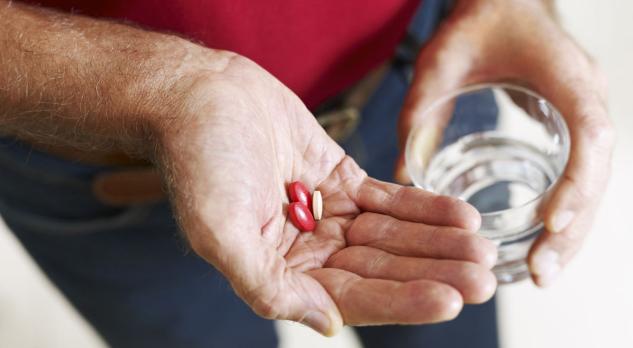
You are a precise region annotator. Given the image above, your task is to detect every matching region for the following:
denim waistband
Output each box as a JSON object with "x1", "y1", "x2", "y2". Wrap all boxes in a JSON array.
[{"x1": 0, "y1": 137, "x2": 129, "y2": 220}]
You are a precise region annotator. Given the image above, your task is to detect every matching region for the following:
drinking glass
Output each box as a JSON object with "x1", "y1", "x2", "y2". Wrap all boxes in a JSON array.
[{"x1": 405, "y1": 83, "x2": 570, "y2": 284}]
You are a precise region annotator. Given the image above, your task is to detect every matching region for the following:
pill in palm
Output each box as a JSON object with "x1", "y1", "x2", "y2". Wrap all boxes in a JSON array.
[
  {"x1": 312, "y1": 190, "x2": 323, "y2": 220},
  {"x1": 288, "y1": 202, "x2": 316, "y2": 232},
  {"x1": 288, "y1": 181, "x2": 311, "y2": 210}
]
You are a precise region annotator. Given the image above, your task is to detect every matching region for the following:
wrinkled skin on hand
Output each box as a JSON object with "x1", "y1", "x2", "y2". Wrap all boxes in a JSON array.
[
  {"x1": 156, "y1": 54, "x2": 498, "y2": 336},
  {"x1": 394, "y1": 0, "x2": 615, "y2": 288}
]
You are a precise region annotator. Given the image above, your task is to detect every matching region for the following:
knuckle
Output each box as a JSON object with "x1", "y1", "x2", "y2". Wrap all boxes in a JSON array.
[
  {"x1": 557, "y1": 227, "x2": 586, "y2": 245},
  {"x1": 391, "y1": 186, "x2": 410, "y2": 209},
  {"x1": 564, "y1": 173, "x2": 593, "y2": 202},
  {"x1": 324, "y1": 249, "x2": 346, "y2": 268},
  {"x1": 249, "y1": 284, "x2": 283, "y2": 320},
  {"x1": 432, "y1": 195, "x2": 457, "y2": 211},
  {"x1": 432, "y1": 196, "x2": 462, "y2": 219},
  {"x1": 539, "y1": 232, "x2": 584, "y2": 262},
  {"x1": 580, "y1": 114, "x2": 616, "y2": 150},
  {"x1": 347, "y1": 213, "x2": 385, "y2": 246},
  {"x1": 345, "y1": 217, "x2": 363, "y2": 245}
]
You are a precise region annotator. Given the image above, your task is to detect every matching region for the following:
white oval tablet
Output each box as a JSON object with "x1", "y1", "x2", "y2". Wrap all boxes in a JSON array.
[{"x1": 312, "y1": 190, "x2": 323, "y2": 220}]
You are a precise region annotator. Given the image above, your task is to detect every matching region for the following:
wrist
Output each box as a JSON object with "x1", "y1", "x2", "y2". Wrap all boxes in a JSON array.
[{"x1": 131, "y1": 37, "x2": 238, "y2": 160}]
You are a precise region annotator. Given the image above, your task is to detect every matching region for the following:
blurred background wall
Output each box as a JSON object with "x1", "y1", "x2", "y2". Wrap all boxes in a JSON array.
[{"x1": 1, "y1": 0, "x2": 631, "y2": 347}]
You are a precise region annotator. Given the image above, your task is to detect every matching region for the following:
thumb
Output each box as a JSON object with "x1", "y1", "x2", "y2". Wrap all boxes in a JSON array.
[
  {"x1": 395, "y1": 18, "x2": 483, "y2": 184},
  {"x1": 237, "y1": 245, "x2": 343, "y2": 336},
  {"x1": 185, "y1": 210, "x2": 343, "y2": 336}
]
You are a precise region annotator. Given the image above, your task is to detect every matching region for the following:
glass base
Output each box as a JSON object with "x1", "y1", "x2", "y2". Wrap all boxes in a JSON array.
[
  {"x1": 491, "y1": 225, "x2": 542, "y2": 284},
  {"x1": 493, "y1": 259, "x2": 531, "y2": 284}
]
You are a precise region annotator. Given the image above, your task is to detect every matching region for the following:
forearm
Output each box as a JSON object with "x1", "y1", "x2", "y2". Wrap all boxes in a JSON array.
[{"x1": 0, "y1": 1, "x2": 227, "y2": 156}]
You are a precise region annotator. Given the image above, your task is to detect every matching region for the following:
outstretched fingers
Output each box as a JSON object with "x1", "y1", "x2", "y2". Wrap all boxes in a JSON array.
[
  {"x1": 326, "y1": 246, "x2": 497, "y2": 304},
  {"x1": 353, "y1": 177, "x2": 481, "y2": 231},
  {"x1": 308, "y1": 268, "x2": 463, "y2": 326},
  {"x1": 346, "y1": 212, "x2": 497, "y2": 268}
]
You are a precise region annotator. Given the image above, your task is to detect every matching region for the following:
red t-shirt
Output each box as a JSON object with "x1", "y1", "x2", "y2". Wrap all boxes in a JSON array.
[{"x1": 27, "y1": 0, "x2": 420, "y2": 109}]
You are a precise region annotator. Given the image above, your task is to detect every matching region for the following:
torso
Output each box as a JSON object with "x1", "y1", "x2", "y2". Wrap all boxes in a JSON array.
[{"x1": 27, "y1": 0, "x2": 420, "y2": 108}]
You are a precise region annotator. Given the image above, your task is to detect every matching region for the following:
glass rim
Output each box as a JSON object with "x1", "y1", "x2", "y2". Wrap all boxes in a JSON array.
[{"x1": 405, "y1": 82, "x2": 571, "y2": 218}]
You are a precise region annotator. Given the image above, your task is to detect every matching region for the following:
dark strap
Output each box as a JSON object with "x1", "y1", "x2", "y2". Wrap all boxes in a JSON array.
[
  {"x1": 394, "y1": 0, "x2": 455, "y2": 81},
  {"x1": 315, "y1": 0, "x2": 456, "y2": 142}
]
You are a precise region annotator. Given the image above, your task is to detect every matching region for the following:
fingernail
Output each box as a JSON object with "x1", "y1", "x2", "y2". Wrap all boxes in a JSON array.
[
  {"x1": 394, "y1": 165, "x2": 410, "y2": 184},
  {"x1": 551, "y1": 210, "x2": 574, "y2": 233},
  {"x1": 531, "y1": 248, "x2": 561, "y2": 287},
  {"x1": 301, "y1": 311, "x2": 331, "y2": 335},
  {"x1": 406, "y1": 126, "x2": 440, "y2": 178},
  {"x1": 537, "y1": 267, "x2": 561, "y2": 287},
  {"x1": 326, "y1": 310, "x2": 343, "y2": 336}
]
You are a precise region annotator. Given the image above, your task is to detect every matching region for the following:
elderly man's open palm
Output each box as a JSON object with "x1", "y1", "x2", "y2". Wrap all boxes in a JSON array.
[{"x1": 158, "y1": 55, "x2": 498, "y2": 336}]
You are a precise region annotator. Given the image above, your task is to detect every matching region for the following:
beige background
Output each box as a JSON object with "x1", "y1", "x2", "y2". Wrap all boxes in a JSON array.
[{"x1": 1, "y1": 0, "x2": 632, "y2": 347}]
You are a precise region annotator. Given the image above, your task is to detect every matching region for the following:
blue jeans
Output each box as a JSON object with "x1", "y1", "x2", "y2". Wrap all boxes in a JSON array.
[
  {"x1": 0, "y1": 73, "x2": 499, "y2": 348},
  {"x1": 0, "y1": 1, "x2": 499, "y2": 347}
]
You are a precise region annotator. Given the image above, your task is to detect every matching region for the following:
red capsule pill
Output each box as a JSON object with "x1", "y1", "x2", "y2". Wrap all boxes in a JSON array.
[
  {"x1": 288, "y1": 202, "x2": 316, "y2": 232},
  {"x1": 288, "y1": 181, "x2": 312, "y2": 210}
]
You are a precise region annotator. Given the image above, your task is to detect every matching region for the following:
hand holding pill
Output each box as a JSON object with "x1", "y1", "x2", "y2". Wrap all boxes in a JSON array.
[{"x1": 158, "y1": 55, "x2": 497, "y2": 337}]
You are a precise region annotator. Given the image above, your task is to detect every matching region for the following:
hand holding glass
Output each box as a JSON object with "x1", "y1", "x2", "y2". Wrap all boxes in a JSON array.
[{"x1": 405, "y1": 84, "x2": 570, "y2": 284}]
